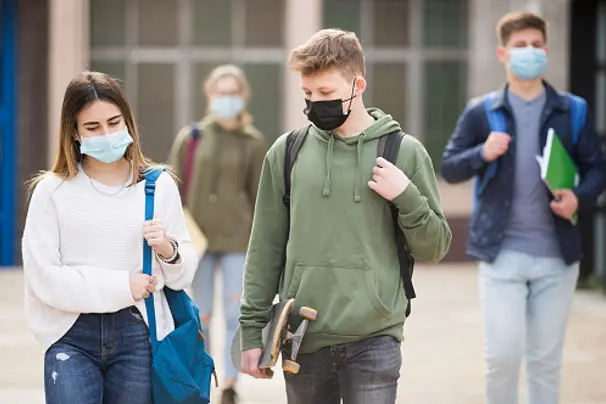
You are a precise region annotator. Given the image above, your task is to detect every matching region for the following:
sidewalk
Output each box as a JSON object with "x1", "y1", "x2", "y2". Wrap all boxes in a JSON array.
[{"x1": 1, "y1": 265, "x2": 605, "y2": 403}]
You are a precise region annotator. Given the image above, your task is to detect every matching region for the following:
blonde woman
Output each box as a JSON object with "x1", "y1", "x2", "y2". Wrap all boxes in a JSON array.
[
  {"x1": 22, "y1": 72, "x2": 198, "y2": 404},
  {"x1": 169, "y1": 64, "x2": 266, "y2": 404}
]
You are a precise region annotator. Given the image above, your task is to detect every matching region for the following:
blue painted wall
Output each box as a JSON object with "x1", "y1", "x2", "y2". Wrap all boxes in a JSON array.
[{"x1": 0, "y1": 0, "x2": 18, "y2": 266}]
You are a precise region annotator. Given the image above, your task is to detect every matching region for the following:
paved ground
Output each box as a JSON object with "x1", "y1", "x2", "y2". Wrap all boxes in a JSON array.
[{"x1": 1, "y1": 264, "x2": 605, "y2": 404}]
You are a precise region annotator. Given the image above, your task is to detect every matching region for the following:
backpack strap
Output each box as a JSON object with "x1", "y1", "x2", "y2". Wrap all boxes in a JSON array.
[
  {"x1": 476, "y1": 93, "x2": 506, "y2": 199},
  {"x1": 377, "y1": 131, "x2": 416, "y2": 317},
  {"x1": 567, "y1": 93, "x2": 587, "y2": 146},
  {"x1": 182, "y1": 124, "x2": 202, "y2": 201},
  {"x1": 278, "y1": 125, "x2": 311, "y2": 287},
  {"x1": 283, "y1": 125, "x2": 311, "y2": 208},
  {"x1": 143, "y1": 167, "x2": 166, "y2": 349}
]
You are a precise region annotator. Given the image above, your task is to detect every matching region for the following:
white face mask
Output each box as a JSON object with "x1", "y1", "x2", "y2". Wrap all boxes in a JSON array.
[
  {"x1": 210, "y1": 95, "x2": 245, "y2": 120},
  {"x1": 80, "y1": 127, "x2": 134, "y2": 164}
]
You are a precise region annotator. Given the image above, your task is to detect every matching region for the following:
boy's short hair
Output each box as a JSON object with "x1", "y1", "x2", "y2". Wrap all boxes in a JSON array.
[
  {"x1": 496, "y1": 11, "x2": 547, "y2": 46},
  {"x1": 288, "y1": 28, "x2": 365, "y2": 80}
]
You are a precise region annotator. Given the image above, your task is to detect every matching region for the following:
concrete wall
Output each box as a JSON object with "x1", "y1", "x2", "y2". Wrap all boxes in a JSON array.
[{"x1": 47, "y1": 0, "x2": 89, "y2": 167}]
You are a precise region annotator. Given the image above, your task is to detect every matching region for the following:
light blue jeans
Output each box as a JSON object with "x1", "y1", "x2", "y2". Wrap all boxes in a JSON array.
[
  {"x1": 479, "y1": 249, "x2": 579, "y2": 404},
  {"x1": 192, "y1": 252, "x2": 245, "y2": 382}
]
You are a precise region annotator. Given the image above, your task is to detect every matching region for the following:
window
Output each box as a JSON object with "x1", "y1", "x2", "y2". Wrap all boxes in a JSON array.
[
  {"x1": 323, "y1": 0, "x2": 361, "y2": 34},
  {"x1": 423, "y1": 0, "x2": 468, "y2": 48},
  {"x1": 371, "y1": 63, "x2": 407, "y2": 126},
  {"x1": 244, "y1": 64, "x2": 283, "y2": 144},
  {"x1": 372, "y1": 0, "x2": 410, "y2": 47},
  {"x1": 90, "y1": 0, "x2": 285, "y2": 158},
  {"x1": 423, "y1": 61, "x2": 467, "y2": 172},
  {"x1": 193, "y1": 0, "x2": 232, "y2": 46},
  {"x1": 90, "y1": 0, "x2": 126, "y2": 47},
  {"x1": 244, "y1": 0, "x2": 285, "y2": 47},
  {"x1": 137, "y1": 64, "x2": 175, "y2": 162},
  {"x1": 136, "y1": 0, "x2": 178, "y2": 47},
  {"x1": 90, "y1": 61, "x2": 126, "y2": 83}
]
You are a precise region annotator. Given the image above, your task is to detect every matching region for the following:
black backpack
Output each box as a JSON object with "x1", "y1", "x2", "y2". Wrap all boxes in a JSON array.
[{"x1": 281, "y1": 125, "x2": 416, "y2": 317}]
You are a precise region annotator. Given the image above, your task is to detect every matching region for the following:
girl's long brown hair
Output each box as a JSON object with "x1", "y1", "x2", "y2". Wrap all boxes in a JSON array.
[{"x1": 28, "y1": 71, "x2": 169, "y2": 196}]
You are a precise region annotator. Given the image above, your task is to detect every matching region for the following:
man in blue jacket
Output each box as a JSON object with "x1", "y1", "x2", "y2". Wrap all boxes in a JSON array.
[{"x1": 441, "y1": 11, "x2": 606, "y2": 404}]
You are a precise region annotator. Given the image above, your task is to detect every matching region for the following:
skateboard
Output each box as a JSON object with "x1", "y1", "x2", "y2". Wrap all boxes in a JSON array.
[{"x1": 230, "y1": 298, "x2": 317, "y2": 378}]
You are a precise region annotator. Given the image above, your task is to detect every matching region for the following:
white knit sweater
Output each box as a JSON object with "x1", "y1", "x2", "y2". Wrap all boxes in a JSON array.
[{"x1": 21, "y1": 167, "x2": 199, "y2": 352}]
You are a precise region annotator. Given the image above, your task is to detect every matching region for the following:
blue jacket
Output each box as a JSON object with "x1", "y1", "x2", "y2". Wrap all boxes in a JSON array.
[{"x1": 441, "y1": 81, "x2": 606, "y2": 265}]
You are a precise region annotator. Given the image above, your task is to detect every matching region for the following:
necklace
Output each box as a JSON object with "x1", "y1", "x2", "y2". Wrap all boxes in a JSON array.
[{"x1": 85, "y1": 162, "x2": 133, "y2": 197}]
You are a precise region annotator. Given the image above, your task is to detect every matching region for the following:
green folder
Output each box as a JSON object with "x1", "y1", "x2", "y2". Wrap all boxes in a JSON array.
[{"x1": 535, "y1": 128, "x2": 579, "y2": 224}]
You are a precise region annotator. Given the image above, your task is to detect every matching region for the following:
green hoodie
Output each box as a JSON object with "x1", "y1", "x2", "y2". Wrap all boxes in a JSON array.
[{"x1": 240, "y1": 108, "x2": 451, "y2": 354}]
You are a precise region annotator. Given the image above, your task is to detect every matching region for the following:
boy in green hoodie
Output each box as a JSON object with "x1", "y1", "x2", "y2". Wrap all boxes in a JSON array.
[{"x1": 239, "y1": 29, "x2": 451, "y2": 403}]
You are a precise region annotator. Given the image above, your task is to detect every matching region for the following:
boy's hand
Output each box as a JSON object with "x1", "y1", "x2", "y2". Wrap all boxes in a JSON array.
[
  {"x1": 550, "y1": 189, "x2": 578, "y2": 220},
  {"x1": 368, "y1": 157, "x2": 410, "y2": 201},
  {"x1": 482, "y1": 132, "x2": 511, "y2": 161},
  {"x1": 241, "y1": 348, "x2": 268, "y2": 379}
]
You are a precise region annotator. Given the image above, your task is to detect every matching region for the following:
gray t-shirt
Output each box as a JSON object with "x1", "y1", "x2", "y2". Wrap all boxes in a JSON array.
[{"x1": 500, "y1": 90, "x2": 561, "y2": 257}]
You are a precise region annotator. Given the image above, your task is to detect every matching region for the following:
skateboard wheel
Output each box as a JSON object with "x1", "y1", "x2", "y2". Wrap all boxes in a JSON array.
[
  {"x1": 282, "y1": 359, "x2": 300, "y2": 374},
  {"x1": 299, "y1": 306, "x2": 317, "y2": 321}
]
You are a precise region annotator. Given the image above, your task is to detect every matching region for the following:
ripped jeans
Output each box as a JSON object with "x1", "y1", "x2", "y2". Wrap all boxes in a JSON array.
[
  {"x1": 44, "y1": 307, "x2": 152, "y2": 404},
  {"x1": 191, "y1": 252, "x2": 245, "y2": 381}
]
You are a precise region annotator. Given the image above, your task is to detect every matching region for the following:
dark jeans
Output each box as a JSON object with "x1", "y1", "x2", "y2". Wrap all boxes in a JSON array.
[
  {"x1": 44, "y1": 307, "x2": 152, "y2": 404},
  {"x1": 284, "y1": 335, "x2": 402, "y2": 404}
]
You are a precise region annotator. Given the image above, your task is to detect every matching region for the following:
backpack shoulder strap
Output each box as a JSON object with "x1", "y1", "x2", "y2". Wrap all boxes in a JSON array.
[
  {"x1": 377, "y1": 131, "x2": 416, "y2": 317},
  {"x1": 377, "y1": 130, "x2": 404, "y2": 164},
  {"x1": 483, "y1": 92, "x2": 507, "y2": 133},
  {"x1": 283, "y1": 124, "x2": 311, "y2": 208},
  {"x1": 566, "y1": 93, "x2": 587, "y2": 146},
  {"x1": 476, "y1": 93, "x2": 503, "y2": 200},
  {"x1": 143, "y1": 167, "x2": 165, "y2": 346},
  {"x1": 182, "y1": 124, "x2": 203, "y2": 200},
  {"x1": 277, "y1": 125, "x2": 310, "y2": 291}
]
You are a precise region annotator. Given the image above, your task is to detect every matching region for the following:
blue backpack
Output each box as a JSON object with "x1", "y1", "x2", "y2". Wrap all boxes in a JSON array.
[
  {"x1": 475, "y1": 93, "x2": 587, "y2": 199},
  {"x1": 143, "y1": 168, "x2": 216, "y2": 404}
]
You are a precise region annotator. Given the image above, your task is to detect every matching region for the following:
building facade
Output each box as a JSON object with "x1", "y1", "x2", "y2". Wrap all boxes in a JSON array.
[{"x1": 2, "y1": 0, "x2": 605, "y2": 268}]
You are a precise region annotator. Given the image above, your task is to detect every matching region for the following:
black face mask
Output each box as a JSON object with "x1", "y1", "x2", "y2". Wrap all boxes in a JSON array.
[{"x1": 304, "y1": 80, "x2": 357, "y2": 131}]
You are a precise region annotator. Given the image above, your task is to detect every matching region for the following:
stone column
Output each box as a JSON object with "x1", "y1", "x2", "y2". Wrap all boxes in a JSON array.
[
  {"x1": 283, "y1": 0, "x2": 322, "y2": 132},
  {"x1": 47, "y1": 0, "x2": 89, "y2": 166}
]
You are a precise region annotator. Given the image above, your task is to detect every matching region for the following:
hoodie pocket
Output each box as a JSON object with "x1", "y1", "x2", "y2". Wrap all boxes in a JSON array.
[{"x1": 285, "y1": 264, "x2": 395, "y2": 337}]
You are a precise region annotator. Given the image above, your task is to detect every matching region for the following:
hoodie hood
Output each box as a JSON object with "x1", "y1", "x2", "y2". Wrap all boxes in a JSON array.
[{"x1": 308, "y1": 108, "x2": 402, "y2": 202}]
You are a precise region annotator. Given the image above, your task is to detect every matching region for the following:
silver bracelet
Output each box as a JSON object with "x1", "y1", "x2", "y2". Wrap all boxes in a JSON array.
[{"x1": 156, "y1": 237, "x2": 179, "y2": 264}]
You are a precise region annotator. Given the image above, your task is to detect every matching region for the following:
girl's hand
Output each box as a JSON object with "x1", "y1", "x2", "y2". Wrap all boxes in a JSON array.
[{"x1": 143, "y1": 219, "x2": 174, "y2": 258}]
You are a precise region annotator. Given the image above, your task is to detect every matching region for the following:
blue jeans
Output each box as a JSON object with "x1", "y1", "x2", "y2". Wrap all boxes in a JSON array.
[
  {"x1": 479, "y1": 250, "x2": 579, "y2": 404},
  {"x1": 44, "y1": 307, "x2": 152, "y2": 404},
  {"x1": 192, "y1": 252, "x2": 245, "y2": 381},
  {"x1": 284, "y1": 335, "x2": 402, "y2": 404}
]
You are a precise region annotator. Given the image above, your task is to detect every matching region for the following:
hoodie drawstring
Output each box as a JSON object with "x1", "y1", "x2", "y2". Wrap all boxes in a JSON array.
[
  {"x1": 354, "y1": 134, "x2": 364, "y2": 202},
  {"x1": 322, "y1": 134, "x2": 335, "y2": 197},
  {"x1": 322, "y1": 133, "x2": 365, "y2": 202}
]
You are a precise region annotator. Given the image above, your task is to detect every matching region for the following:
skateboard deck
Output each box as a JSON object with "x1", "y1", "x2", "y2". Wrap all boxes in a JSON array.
[{"x1": 230, "y1": 299, "x2": 316, "y2": 378}]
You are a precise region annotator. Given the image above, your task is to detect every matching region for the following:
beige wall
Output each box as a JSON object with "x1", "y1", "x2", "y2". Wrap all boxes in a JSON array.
[
  {"x1": 283, "y1": 0, "x2": 323, "y2": 133},
  {"x1": 47, "y1": 0, "x2": 89, "y2": 167}
]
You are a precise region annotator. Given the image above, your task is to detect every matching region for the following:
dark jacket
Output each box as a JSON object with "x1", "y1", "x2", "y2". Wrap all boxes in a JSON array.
[{"x1": 441, "y1": 81, "x2": 606, "y2": 265}]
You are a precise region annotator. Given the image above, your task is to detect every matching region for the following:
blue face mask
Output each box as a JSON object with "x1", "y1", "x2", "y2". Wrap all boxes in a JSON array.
[
  {"x1": 80, "y1": 127, "x2": 134, "y2": 164},
  {"x1": 508, "y1": 47, "x2": 547, "y2": 80},
  {"x1": 210, "y1": 95, "x2": 245, "y2": 120}
]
